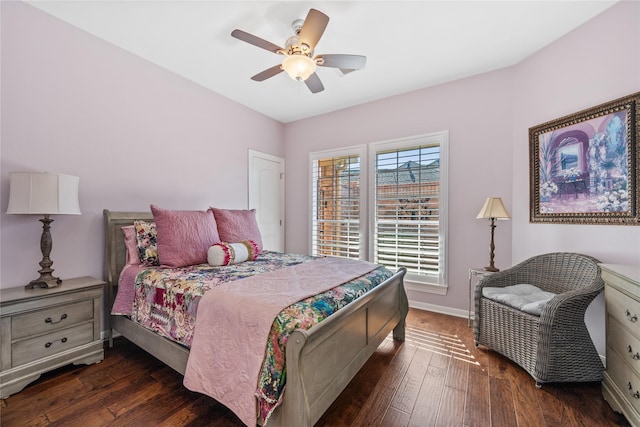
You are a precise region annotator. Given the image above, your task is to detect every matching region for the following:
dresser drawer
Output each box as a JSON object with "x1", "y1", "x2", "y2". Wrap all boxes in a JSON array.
[
  {"x1": 607, "y1": 285, "x2": 640, "y2": 335},
  {"x1": 607, "y1": 347, "x2": 640, "y2": 414},
  {"x1": 608, "y1": 315, "x2": 640, "y2": 376},
  {"x1": 12, "y1": 322, "x2": 94, "y2": 367},
  {"x1": 11, "y1": 300, "x2": 93, "y2": 340}
]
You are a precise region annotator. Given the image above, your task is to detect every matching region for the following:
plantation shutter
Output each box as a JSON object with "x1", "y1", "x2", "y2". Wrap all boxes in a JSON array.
[
  {"x1": 311, "y1": 154, "x2": 361, "y2": 259},
  {"x1": 373, "y1": 144, "x2": 442, "y2": 282}
]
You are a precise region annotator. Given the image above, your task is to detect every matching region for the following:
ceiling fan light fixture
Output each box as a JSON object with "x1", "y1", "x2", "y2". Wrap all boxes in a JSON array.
[
  {"x1": 231, "y1": 8, "x2": 363, "y2": 93},
  {"x1": 282, "y1": 54, "x2": 316, "y2": 81}
]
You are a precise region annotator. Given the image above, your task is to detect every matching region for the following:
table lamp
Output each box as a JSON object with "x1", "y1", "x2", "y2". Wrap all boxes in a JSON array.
[
  {"x1": 476, "y1": 197, "x2": 510, "y2": 272},
  {"x1": 6, "y1": 172, "x2": 81, "y2": 289}
]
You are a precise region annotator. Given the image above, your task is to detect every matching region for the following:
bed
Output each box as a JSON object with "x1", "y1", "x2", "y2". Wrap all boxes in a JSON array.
[{"x1": 103, "y1": 209, "x2": 408, "y2": 426}]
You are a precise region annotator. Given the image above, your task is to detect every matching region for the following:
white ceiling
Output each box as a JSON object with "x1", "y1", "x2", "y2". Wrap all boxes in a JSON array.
[{"x1": 28, "y1": 1, "x2": 618, "y2": 123}]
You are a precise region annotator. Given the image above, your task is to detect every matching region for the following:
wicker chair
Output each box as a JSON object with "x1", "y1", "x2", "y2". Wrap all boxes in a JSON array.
[{"x1": 473, "y1": 252, "x2": 604, "y2": 387}]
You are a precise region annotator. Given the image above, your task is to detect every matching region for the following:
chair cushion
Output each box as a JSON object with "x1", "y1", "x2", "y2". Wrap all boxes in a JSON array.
[{"x1": 482, "y1": 284, "x2": 556, "y2": 316}]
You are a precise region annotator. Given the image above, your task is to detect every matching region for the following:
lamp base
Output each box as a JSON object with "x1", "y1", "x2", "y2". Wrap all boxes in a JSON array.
[
  {"x1": 25, "y1": 274, "x2": 62, "y2": 290},
  {"x1": 25, "y1": 215, "x2": 63, "y2": 290},
  {"x1": 483, "y1": 217, "x2": 500, "y2": 273}
]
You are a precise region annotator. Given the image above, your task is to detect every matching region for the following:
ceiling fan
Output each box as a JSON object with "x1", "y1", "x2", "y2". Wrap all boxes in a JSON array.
[{"x1": 231, "y1": 8, "x2": 366, "y2": 93}]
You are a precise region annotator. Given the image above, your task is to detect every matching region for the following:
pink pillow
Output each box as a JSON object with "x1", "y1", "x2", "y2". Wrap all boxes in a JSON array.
[
  {"x1": 122, "y1": 226, "x2": 139, "y2": 266},
  {"x1": 210, "y1": 207, "x2": 263, "y2": 251},
  {"x1": 151, "y1": 205, "x2": 221, "y2": 268}
]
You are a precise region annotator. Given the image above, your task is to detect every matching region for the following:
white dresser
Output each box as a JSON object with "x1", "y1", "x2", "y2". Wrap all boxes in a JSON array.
[{"x1": 601, "y1": 264, "x2": 640, "y2": 427}]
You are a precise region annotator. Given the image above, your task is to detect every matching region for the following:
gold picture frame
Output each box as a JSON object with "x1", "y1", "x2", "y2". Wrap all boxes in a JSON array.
[{"x1": 529, "y1": 92, "x2": 639, "y2": 225}]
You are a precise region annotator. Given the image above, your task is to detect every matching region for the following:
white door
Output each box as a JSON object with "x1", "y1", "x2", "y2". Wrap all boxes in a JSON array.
[{"x1": 248, "y1": 150, "x2": 285, "y2": 252}]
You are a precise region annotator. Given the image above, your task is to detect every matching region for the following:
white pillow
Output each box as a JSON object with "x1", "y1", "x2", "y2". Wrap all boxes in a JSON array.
[{"x1": 207, "y1": 240, "x2": 259, "y2": 266}]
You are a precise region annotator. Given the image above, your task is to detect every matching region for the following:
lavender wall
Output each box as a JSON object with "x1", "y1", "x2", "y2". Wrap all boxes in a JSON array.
[
  {"x1": 1, "y1": 0, "x2": 638, "y2": 356},
  {"x1": 284, "y1": 68, "x2": 515, "y2": 314},
  {"x1": 511, "y1": 1, "x2": 640, "y2": 266},
  {"x1": 510, "y1": 1, "x2": 640, "y2": 354},
  {"x1": 283, "y1": 0, "x2": 639, "y2": 355},
  {"x1": 0, "y1": 1, "x2": 284, "y2": 287}
]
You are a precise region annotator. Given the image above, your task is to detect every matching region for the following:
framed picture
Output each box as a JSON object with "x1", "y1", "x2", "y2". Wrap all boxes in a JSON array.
[{"x1": 529, "y1": 92, "x2": 639, "y2": 225}]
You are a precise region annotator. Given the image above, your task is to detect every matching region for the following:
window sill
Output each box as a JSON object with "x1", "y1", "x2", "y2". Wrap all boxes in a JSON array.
[{"x1": 404, "y1": 279, "x2": 447, "y2": 295}]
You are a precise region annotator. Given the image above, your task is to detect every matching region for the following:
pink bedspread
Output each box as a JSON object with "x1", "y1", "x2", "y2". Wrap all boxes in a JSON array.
[{"x1": 183, "y1": 256, "x2": 378, "y2": 426}]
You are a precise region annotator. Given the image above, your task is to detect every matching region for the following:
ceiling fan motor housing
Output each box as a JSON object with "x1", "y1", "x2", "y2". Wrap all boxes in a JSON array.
[{"x1": 285, "y1": 36, "x2": 312, "y2": 56}]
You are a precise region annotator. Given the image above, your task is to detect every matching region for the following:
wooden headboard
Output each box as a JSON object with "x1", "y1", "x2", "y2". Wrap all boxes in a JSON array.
[{"x1": 103, "y1": 209, "x2": 153, "y2": 305}]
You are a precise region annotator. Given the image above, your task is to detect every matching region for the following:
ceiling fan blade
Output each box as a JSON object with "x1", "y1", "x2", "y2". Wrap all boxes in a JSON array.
[
  {"x1": 251, "y1": 64, "x2": 284, "y2": 82},
  {"x1": 231, "y1": 29, "x2": 283, "y2": 54},
  {"x1": 298, "y1": 9, "x2": 329, "y2": 51},
  {"x1": 316, "y1": 54, "x2": 366, "y2": 70},
  {"x1": 305, "y1": 73, "x2": 324, "y2": 93}
]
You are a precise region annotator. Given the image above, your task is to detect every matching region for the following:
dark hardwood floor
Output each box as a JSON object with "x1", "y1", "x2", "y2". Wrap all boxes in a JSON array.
[{"x1": 1, "y1": 309, "x2": 630, "y2": 426}]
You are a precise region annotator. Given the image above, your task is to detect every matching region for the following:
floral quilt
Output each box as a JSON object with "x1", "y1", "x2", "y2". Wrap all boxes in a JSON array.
[
  {"x1": 129, "y1": 251, "x2": 393, "y2": 422},
  {"x1": 131, "y1": 251, "x2": 313, "y2": 346}
]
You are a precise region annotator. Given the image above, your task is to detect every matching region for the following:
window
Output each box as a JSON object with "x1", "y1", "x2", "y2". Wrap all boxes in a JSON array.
[
  {"x1": 310, "y1": 146, "x2": 366, "y2": 259},
  {"x1": 370, "y1": 132, "x2": 448, "y2": 288},
  {"x1": 309, "y1": 132, "x2": 448, "y2": 292}
]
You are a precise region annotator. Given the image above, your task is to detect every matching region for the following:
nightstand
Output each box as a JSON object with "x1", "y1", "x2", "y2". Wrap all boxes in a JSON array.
[
  {"x1": 0, "y1": 276, "x2": 105, "y2": 398},
  {"x1": 468, "y1": 268, "x2": 495, "y2": 327}
]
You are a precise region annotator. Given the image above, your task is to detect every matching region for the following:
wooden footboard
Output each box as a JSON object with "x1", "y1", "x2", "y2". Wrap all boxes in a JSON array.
[
  {"x1": 104, "y1": 210, "x2": 408, "y2": 426},
  {"x1": 269, "y1": 267, "x2": 407, "y2": 427}
]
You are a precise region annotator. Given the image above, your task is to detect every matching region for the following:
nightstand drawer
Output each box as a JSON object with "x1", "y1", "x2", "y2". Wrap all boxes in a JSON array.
[
  {"x1": 11, "y1": 300, "x2": 93, "y2": 339},
  {"x1": 12, "y1": 322, "x2": 94, "y2": 367},
  {"x1": 607, "y1": 285, "x2": 640, "y2": 335}
]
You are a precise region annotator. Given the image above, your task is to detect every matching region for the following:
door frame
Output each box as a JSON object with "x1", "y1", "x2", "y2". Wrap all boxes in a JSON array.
[{"x1": 248, "y1": 149, "x2": 285, "y2": 252}]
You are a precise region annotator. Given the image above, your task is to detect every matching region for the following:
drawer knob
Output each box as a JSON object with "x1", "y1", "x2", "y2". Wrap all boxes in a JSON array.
[
  {"x1": 628, "y1": 345, "x2": 640, "y2": 360},
  {"x1": 625, "y1": 310, "x2": 638, "y2": 323},
  {"x1": 44, "y1": 337, "x2": 68, "y2": 348},
  {"x1": 628, "y1": 382, "x2": 640, "y2": 399},
  {"x1": 45, "y1": 313, "x2": 68, "y2": 324}
]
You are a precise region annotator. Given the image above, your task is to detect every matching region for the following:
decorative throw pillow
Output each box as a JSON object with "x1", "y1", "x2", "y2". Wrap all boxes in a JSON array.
[
  {"x1": 150, "y1": 205, "x2": 220, "y2": 268},
  {"x1": 210, "y1": 207, "x2": 263, "y2": 252},
  {"x1": 207, "y1": 240, "x2": 259, "y2": 266},
  {"x1": 133, "y1": 220, "x2": 159, "y2": 266},
  {"x1": 122, "y1": 225, "x2": 139, "y2": 266}
]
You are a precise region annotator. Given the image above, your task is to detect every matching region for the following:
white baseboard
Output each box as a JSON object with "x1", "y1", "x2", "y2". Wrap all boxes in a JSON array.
[
  {"x1": 408, "y1": 300, "x2": 467, "y2": 319},
  {"x1": 100, "y1": 330, "x2": 121, "y2": 341}
]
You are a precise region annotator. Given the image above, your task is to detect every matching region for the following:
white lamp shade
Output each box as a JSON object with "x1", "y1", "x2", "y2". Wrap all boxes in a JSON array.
[
  {"x1": 476, "y1": 197, "x2": 510, "y2": 220},
  {"x1": 282, "y1": 54, "x2": 316, "y2": 81},
  {"x1": 6, "y1": 172, "x2": 81, "y2": 215}
]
